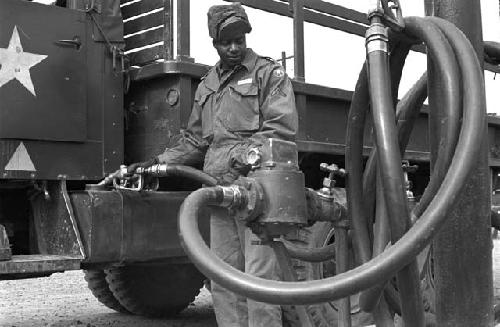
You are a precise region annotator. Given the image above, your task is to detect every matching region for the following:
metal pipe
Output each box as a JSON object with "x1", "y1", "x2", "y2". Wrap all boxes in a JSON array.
[
  {"x1": 427, "y1": 13, "x2": 494, "y2": 326},
  {"x1": 335, "y1": 224, "x2": 352, "y2": 327},
  {"x1": 163, "y1": 0, "x2": 174, "y2": 60},
  {"x1": 270, "y1": 241, "x2": 314, "y2": 327},
  {"x1": 291, "y1": 0, "x2": 305, "y2": 81},
  {"x1": 176, "y1": 0, "x2": 193, "y2": 61}
]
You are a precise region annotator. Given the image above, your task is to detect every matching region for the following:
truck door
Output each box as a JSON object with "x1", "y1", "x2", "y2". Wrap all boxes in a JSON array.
[{"x1": 0, "y1": 0, "x2": 87, "y2": 142}]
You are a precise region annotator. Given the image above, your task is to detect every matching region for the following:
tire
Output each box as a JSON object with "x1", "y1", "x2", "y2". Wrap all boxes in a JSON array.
[
  {"x1": 84, "y1": 269, "x2": 129, "y2": 314},
  {"x1": 105, "y1": 263, "x2": 205, "y2": 318},
  {"x1": 283, "y1": 221, "x2": 374, "y2": 327}
]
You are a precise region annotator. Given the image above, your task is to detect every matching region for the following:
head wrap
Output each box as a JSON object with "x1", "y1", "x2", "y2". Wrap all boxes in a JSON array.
[{"x1": 207, "y1": 3, "x2": 252, "y2": 40}]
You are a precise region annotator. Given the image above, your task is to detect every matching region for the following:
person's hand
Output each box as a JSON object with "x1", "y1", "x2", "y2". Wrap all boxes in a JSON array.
[
  {"x1": 230, "y1": 149, "x2": 252, "y2": 176},
  {"x1": 126, "y1": 157, "x2": 158, "y2": 175}
]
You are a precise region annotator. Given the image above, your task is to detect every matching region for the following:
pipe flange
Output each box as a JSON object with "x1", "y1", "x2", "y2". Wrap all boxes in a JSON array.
[{"x1": 233, "y1": 177, "x2": 264, "y2": 223}]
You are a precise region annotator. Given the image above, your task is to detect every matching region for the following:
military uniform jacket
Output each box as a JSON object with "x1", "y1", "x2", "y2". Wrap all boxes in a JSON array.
[{"x1": 157, "y1": 49, "x2": 298, "y2": 182}]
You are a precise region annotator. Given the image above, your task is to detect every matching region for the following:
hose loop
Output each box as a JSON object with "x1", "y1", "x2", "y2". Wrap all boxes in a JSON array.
[{"x1": 178, "y1": 16, "x2": 485, "y2": 308}]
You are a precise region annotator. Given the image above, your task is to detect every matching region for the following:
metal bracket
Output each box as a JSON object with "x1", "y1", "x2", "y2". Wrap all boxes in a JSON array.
[
  {"x1": 58, "y1": 176, "x2": 85, "y2": 259},
  {"x1": 368, "y1": 0, "x2": 405, "y2": 31}
]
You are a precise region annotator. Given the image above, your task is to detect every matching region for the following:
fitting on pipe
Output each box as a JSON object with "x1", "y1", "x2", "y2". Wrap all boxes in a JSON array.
[{"x1": 366, "y1": 23, "x2": 389, "y2": 54}]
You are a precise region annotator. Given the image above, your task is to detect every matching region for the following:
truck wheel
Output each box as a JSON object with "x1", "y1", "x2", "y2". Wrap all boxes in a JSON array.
[
  {"x1": 105, "y1": 263, "x2": 205, "y2": 318},
  {"x1": 83, "y1": 269, "x2": 129, "y2": 314},
  {"x1": 283, "y1": 221, "x2": 373, "y2": 327}
]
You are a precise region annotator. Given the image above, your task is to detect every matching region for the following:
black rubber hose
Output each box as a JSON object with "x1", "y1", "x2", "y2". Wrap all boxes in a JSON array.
[
  {"x1": 159, "y1": 164, "x2": 218, "y2": 186},
  {"x1": 362, "y1": 41, "x2": 413, "y2": 228},
  {"x1": 484, "y1": 41, "x2": 500, "y2": 65},
  {"x1": 405, "y1": 17, "x2": 461, "y2": 220},
  {"x1": 357, "y1": 74, "x2": 427, "y2": 314},
  {"x1": 345, "y1": 62, "x2": 372, "y2": 265},
  {"x1": 178, "y1": 16, "x2": 484, "y2": 306},
  {"x1": 359, "y1": 16, "x2": 461, "y2": 313},
  {"x1": 282, "y1": 240, "x2": 336, "y2": 263},
  {"x1": 366, "y1": 31, "x2": 425, "y2": 327}
]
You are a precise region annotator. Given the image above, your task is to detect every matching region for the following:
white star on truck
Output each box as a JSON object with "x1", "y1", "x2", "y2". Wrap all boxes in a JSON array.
[{"x1": 0, "y1": 26, "x2": 48, "y2": 96}]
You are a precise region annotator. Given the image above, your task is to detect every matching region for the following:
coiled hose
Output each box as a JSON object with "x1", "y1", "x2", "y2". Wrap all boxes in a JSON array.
[{"x1": 178, "y1": 15, "x2": 485, "y2": 326}]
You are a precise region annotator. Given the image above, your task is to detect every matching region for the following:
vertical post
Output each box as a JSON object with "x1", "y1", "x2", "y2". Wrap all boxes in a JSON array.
[
  {"x1": 425, "y1": 1, "x2": 493, "y2": 326},
  {"x1": 281, "y1": 51, "x2": 287, "y2": 73},
  {"x1": 291, "y1": 0, "x2": 305, "y2": 82},
  {"x1": 290, "y1": 0, "x2": 307, "y2": 140},
  {"x1": 163, "y1": 0, "x2": 174, "y2": 60},
  {"x1": 177, "y1": 0, "x2": 194, "y2": 62}
]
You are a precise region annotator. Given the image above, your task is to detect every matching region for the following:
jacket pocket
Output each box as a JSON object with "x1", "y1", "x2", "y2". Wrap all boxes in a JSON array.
[
  {"x1": 224, "y1": 83, "x2": 260, "y2": 132},
  {"x1": 195, "y1": 88, "x2": 214, "y2": 139}
]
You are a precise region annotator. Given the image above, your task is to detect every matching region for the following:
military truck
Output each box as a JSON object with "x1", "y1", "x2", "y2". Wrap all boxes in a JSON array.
[{"x1": 1, "y1": 0, "x2": 499, "y2": 325}]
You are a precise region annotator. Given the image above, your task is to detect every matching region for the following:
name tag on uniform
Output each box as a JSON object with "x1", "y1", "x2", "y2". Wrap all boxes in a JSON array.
[{"x1": 237, "y1": 78, "x2": 253, "y2": 85}]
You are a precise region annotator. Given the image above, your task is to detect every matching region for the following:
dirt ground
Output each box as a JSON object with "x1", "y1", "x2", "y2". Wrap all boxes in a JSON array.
[
  {"x1": 0, "y1": 271, "x2": 217, "y2": 327},
  {"x1": 2, "y1": 238, "x2": 500, "y2": 327}
]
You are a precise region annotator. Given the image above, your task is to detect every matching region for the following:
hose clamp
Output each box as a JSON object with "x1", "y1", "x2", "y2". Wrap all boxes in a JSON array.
[{"x1": 220, "y1": 185, "x2": 244, "y2": 208}]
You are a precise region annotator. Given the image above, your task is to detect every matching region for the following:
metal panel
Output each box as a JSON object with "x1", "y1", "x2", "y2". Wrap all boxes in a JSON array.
[
  {"x1": 127, "y1": 61, "x2": 500, "y2": 167},
  {"x1": 125, "y1": 75, "x2": 183, "y2": 162},
  {"x1": 0, "y1": 0, "x2": 87, "y2": 141},
  {"x1": 0, "y1": 140, "x2": 103, "y2": 180},
  {"x1": 71, "y1": 190, "x2": 210, "y2": 263},
  {"x1": 31, "y1": 181, "x2": 82, "y2": 256}
]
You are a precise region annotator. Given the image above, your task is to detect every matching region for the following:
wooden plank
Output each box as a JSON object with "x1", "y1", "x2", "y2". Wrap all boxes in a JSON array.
[
  {"x1": 125, "y1": 27, "x2": 164, "y2": 51},
  {"x1": 224, "y1": 0, "x2": 367, "y2": 37},
  {"x1": 128, "y1": 45, "x2": 164, "y2": 66},
  {"x1": 124, "y1": 10, "x2": 164, "y2": 35},
  {"x1": 304, "y1": 9, "x2": 366, "y2": 37},
  {"x1": 303, "y1": 0, "x2": 368, "y2": 25},
  {"x1": 121, "y1": 0, "x2": 164, "y2": 19}
]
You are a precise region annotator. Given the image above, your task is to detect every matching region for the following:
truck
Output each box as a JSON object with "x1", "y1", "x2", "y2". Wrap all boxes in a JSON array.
[{"x1": 1, "y1": 0, "x2": 498, "y2": 326}]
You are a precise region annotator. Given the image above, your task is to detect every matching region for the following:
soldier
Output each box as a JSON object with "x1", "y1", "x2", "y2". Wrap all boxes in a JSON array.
[{"x1": 128, "y1": 3, "x2": 298, "y2": 326}]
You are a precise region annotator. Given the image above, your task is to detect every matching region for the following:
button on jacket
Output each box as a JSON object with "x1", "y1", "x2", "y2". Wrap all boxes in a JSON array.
[{"x1": 157, "y1": 48, "x2": 298, "y2": 182}]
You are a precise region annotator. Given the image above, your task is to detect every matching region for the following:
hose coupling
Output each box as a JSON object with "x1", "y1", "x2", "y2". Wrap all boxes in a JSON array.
[
  {"x1": 219, "y1": 185, "x2": 245, "y2": 208},
  {"x1": 365, "y1": 23, "x2": 389, "y2": 54},
  {"x1": 137, "y1": 163, "x2": 167, "y2": 176},
  {"x1": 232, "y1": 177, "x2": 265, "y2": 223}
]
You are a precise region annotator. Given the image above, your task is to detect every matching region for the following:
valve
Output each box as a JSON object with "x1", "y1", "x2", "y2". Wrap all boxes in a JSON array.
[
  {"x1": 318, "y1": 162, "x2": 346, "y2": 199},
  {"x1": 402, "y1": 160, "x2": 418, "y2": 212}
]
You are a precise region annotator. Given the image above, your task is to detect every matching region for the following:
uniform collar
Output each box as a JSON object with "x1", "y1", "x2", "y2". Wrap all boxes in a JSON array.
[
  {"x1": 205, "y1": 49, "x2": 258, "y2": 91},
  {"x1": 215, "y1": 48, "x2": 257, "y2": 76}
]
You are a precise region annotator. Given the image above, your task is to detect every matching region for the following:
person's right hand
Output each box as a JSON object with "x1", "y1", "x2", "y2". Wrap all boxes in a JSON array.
[{"x1": 126, "y1": 157, "x2": 159, "y2": 175}]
